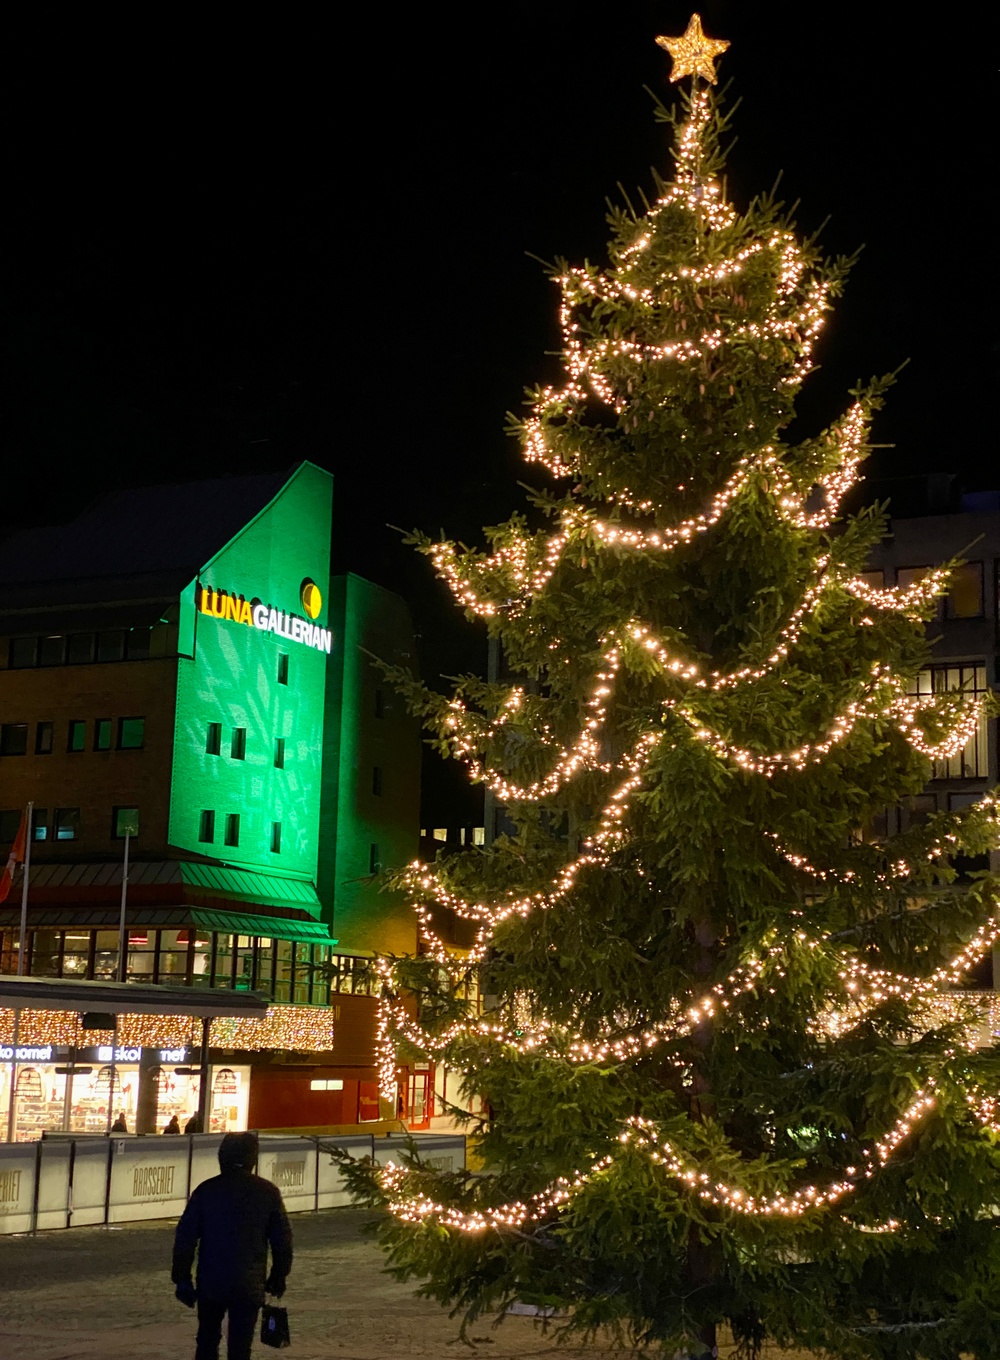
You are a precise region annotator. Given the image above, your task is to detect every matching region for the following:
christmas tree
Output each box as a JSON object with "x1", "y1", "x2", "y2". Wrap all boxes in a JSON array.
[{"x1": 347, "y1": 17, "x2": 1000, "y2": 1359}]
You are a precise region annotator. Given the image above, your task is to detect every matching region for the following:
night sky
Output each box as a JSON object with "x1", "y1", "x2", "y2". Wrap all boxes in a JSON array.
[{"x1": 6, "y1": 5, "x2": 995, "y2": 819}]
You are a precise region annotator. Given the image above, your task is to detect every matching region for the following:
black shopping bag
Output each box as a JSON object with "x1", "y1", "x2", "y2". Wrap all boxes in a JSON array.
[{"x1": 260, "y1": 1303, "x2": 291, "y2": 1349}]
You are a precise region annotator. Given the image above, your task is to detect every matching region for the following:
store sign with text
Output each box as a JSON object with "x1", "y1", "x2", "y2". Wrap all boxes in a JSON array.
[{"x1": 198, "y1": 577, "x2": 332, "y2": 655}]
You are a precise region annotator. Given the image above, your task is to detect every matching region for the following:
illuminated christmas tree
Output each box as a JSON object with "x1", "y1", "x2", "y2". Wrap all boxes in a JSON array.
[{"x1": 347, "y1": 18, "x2": 1000, "y2": 1358}]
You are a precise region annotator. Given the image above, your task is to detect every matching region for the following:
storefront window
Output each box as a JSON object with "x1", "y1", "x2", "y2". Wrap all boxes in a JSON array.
[
  {"x1": 158, "y1": 928, "x2": 189, "y2": 979},
  {"x1": 62, "y1": 931, "x2": 92, "y2": 977},
  {"x1": 234, "y1": 937, "x2": 255, "y2": 991},
  {"x1": 255, "y1": 939, "x2": 275, "y2": 995},
  {"x1": 274, "y1": 939, "x2": 294, "y2": 1003},
  {"x1": 209, "y1": 1065, "x2": 251, "y2": 1133},
  {"x1": 127, "y1": 930, "x2": 157, "y2": 981},
  {"x1": 93, "y1": 930, "x2": 120, "y2": 979},
  {"x1": 31, "y1": 929, "x2": 62, "y2": 977}
]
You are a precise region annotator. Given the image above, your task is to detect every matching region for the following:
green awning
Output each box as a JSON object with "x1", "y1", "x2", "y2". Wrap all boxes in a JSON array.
[
  {"x1": 179, "y1": 863, "x2": 321, "y2": 911},
  {"x1": 190, "y1": 908, "x2": 337, "y2": 946}
]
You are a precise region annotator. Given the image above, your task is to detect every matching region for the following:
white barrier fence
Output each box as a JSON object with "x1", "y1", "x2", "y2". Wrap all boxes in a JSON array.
[{"x1": 0, "y1": 1132, "x2": 466, "y2": 1235}]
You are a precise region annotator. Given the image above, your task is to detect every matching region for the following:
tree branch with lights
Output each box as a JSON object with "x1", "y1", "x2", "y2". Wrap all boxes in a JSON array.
[{"x1": 342, "y1": 17, "x2": 1000, "y2": 1359}]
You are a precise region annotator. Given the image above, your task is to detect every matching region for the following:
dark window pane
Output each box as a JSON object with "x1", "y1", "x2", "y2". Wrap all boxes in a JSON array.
[
  {"x1": 97, "y1": 630, "x2": 126, "y2": 663},
  {"x1": 54, "y1": 808, "x2": 80, "y2": 840},
  {"x1": 270, "y1": 822, "x2": 281, "y2": 854},
  {"x1": 113, "y1": 807, "x2": 139, "y2": 838},
  {"x1": 67, "y1": 721, "x2": 86, "y2": 753},
  {"x1": 35, "y1": 722, "x2": 53, "y2": 754},
  {"x1": 199, "y1": 810, "x2": 215, "y2": 843},
  {"x1": 0, "y1": 724, "x2": 28, "y2": 756},
  {"x1": 206, "y1": 723, "x2": 222, "y2": 756},
  {"x1": 0, "y1": 810, "x2": 20, "y2": 842},
  {"x1": 231, "y1": 727, "x2": 246, "y2": 760},
  {"x1": 67, "y1": 633, "x2": 95, "y2": 664},
  {"x1": 274, "y1": 737, "x2": 285, "y2": 769},
  {"x1": 118, "y1": 717, "x2": 145, "y2": 749},
  {"x1": 369, "y1": 842, "x2": 380, "y2": 874},
  {"x1": 33, "y1": 809, "x2": 49, "y2": 841},
  {"x1": 37, "y1": 635, "x2": 66, "y2": 666},
  {"x1": 277, "y1": 653, "x2": 289, "y2": 685},
  {"x1": 947, "y1": 562, "x2": 984, "y2": 619},
  {"x1": 224, "y1": 814, "x2": 240, "y2": 847},
  {"x1": 126, "y1": 626, "x2": 151, "y2": 660},
  {"x1": 9, "y1": 637, "x2": 37, "y2": 668},
  {"x1": 95, "y1": 719, "x2": 112, "y2": 751}
]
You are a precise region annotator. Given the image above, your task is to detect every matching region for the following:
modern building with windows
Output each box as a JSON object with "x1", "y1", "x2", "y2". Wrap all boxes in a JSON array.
[
  {"x1": 0, "y1": 463, "x2": 420, "y2": 1138},
  {"x1": 865, "y1": 489, "x2": 1000, "y2": 989}
]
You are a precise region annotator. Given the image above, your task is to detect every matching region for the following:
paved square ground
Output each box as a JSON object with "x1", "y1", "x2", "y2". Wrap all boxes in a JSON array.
[{"x1": 0, "y1": 1208, "x2": 810, "y2": 1359}]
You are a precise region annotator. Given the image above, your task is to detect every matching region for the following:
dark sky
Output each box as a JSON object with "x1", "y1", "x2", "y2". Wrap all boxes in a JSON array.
[{"x1": 6, "y1": 5, "x2": 995, "y2": 815}]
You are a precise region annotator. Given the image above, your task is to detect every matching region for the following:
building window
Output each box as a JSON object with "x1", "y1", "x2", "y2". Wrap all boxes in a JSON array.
[
  {"x1": 374, "y1": 687, "x2": 385, "y2": 719},
  {"x1": 33, "y1": 809, "x2": 48, "y2": 842},
  {"x1": 67, "y1": 633, "x2": 96, "y2": 664},
  {"x1": 945, "y1": 562, "x2": 984, "y2": 619},
  {"x1": 277, "y1": 652, "x2": 289, "y2": 686},
  {"x1": 372, "y1": 766, "x2": 383, "y2": 796},
  {"x1": 369, "y1": 843, "x2": 380, "y2": 875},
  {"x1": 97, "y1": 630, "x2": 126, "y2": 663},
  {"x1": 9, "y1": 637, "x2": 37, "y2": 668},
  {"x1": 35, "y1": 722, "x2": 54, "y2": 755},
  {"x1": 118, "y1": 717, "x2": 145, "y2": 749},
  {"x1": 199, "y1": 810, "x2": 216, "y2": 844},
  {"x1": 112, "y1": 807, "x2": 139, "y2": 838},
  {"x1": 206, "y1": 722, "x2": 222, "y2": 756},
  {"x1": 94, "y1": 719, "x2": 112, "y2": 751},
  {"x1": 908, "y1": 664, "x2": 990, "y2": 779},
  {"x1": 127, "y1": 626, "x2": 152, "y2": 660},
  {"x1": 0, "y1": 724, "x2": 28, "y2": 757},
  {"x1": 67, "y1": 721, "x2": 86, "y2": 753},
  {"x1": 54, "y1": 808, "x2": 80, "y2": 841},
  {"x1": 37, "y1": 635, "x2": 66, "y2": 666},
  {"x1": 274, "y1": 737, "x2": 285, "y2": 769},
  {"x1": 896, "y1": 567, "x2": 940, "y2": 618},
  {"x1": 0, "y1": 810, "x2": 20, "y2": 843},
  {"x1": 224, "y1": 814, "x2": 240, "y2": 847},
  {"x1": 231, "y1": 727, "x2": 246, "y2": 760},
  {"x1": 270, "y1": 822, "x2": 282, "y2": 854}
]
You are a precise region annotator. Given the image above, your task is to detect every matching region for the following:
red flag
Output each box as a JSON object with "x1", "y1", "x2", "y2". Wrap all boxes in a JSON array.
[{"x1": 0, "y1": 810, "x2": 28, "y2": 904}]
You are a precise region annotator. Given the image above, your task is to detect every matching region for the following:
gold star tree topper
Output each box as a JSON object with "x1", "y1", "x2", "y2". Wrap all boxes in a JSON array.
[{"x1": 656, "y1": 13, "x2": 729, "y2": 84}]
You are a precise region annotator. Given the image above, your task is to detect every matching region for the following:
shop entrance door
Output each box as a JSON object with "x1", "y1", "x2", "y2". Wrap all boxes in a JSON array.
[{"x1": 407, "y1": 1067, "x2": 432, "y2": 1131}]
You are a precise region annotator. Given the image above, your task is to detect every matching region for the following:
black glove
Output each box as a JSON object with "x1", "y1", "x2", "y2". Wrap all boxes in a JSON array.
[
  {"x1": 264, "y1": 1274, "x2": 286, "y2": 1299},
  {"x1": 175, "y1": 1279, "x2": 197, "y2": 1309}
]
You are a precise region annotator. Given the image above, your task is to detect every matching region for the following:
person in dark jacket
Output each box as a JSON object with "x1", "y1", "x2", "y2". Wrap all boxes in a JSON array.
[
  {"x1": 163, "y1": 1113, "x2": 181, "y2": 1135},
  {"x1": 172, "y1": 1131, "x2": 292, "y2": 1360}
]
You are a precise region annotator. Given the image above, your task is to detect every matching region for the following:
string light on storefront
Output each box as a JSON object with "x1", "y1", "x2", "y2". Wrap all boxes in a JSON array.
[{"x1": 0, "y1": 1005, "x2": 334, "y2": 1053}]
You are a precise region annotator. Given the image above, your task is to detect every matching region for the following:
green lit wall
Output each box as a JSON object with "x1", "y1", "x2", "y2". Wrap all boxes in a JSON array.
[
  {"x1": 319, "y1": 575, "x2": 421, "y2": 954},
  {"x1": 169, "y1": 463, "x2": 333, "y2": 908}
]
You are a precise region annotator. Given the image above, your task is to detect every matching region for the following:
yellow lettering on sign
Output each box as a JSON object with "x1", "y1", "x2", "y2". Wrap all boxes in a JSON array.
[
  {"x1": 224, "y1": 594, "x2": 241, "y2": 622},
  {"x1": 239, "y1": 600, "x2": 253, "y2": 625}
]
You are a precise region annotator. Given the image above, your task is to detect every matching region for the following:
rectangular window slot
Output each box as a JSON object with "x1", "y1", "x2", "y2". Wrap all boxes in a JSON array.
[
  {"x1": 277, "y1": 653, "x2": 289, "y2": 686},
  {"x1": 274, "y1": 737, "x2": 285, "y2": 769},
  {"x1": 67, "y1": 721, "x2": 86, "y2": 753},
  {"x1": 199, "y1": 810, "x2": 216, "y2": 844},
  {"x1": 0, "y1": 724, "x2": 29, "y2": 757},
  {"x1": 38, "y1": 635, "x2": 66, "y2": 666},
  {"x1": 112, "y1": 807, "x2": 139, "y2": 838},
  {"x1": 54, "y1": 808, "x2": 80, "y2": 841},
  {"x1": 206, "y1": 722, "x2": 222, "y2": 756},
  {"x1": 33, "y1": 809, "x2": 48, "y2": 842},
  {"x1": 270, "y1": 822, "x2": 282, "y2": 854},
  {"x1": 94, "y1": 719, "x2": 112, "y2": 751},
  {"x1": 369, "y1": 843, "x2": 380, "y2": 875},
  {"x1": 224, "y1": 813, "x2": 240, "y2": 847},
  {"x1": 231, "y1": 727, "x2": 246, "y2": 760},
  {"x1": 35, "y1": 722, "x2": 54, "y2": 755},
  {"x1": 118, "y1": 717, "x2": 145, "y2": 749},
  {"x1": 309, "y1": 1079, "x2": 344, "y2": 1091}
]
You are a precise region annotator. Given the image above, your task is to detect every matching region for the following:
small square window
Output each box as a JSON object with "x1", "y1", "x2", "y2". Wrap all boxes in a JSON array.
[
  {"x1": 274, "y1": 737, "x2": 285, "y2": 770},
  {"x1": 231, "y1": 728, "x2": 246, "y2": 760},
  {"x1": 369, "y1": 842, "x2": 380, "y2": 875},
  {"x1": 37, "y1": 635, "x2": 66, "y2": 666},
  {"x1": 94, "y1": 719, "x2": 112, "y2": 751},
  {"x1": 277, "y1": 653, "x2": 289, "y2": 686},
  {"x1": 0, "y1": 810, "x2": 20, "y2": 843},
  {"x1": 374, "y1": 687, "x2": 385, "y2": 719},
  {"x1": 9, "y1": 637, "x2": 37, "y2": 668},
  {"x1": 35, "y1": 722, "x2": 54, "y2": 755},
  {"x1": 0, "y1": 724, "x2": 28, "y2": 756},
  {"x1": 54, "y1": 808, "x2": 80, "y2": 841},
  {"x1": 97, "y1": 630, "x2": 126, "y2": 663},
  {"x1": 67, "y1": 721, "x2": 86, "y2": 753},
  {"x1": 67, "y1": 633, "x2": 95, "y2": 665},
  {"x1": 112, "y1": 807, "x2": 139, "y2": 838},
  {"x1": 270, "y1": 822, "x2": 282, "y2": 854},
  {"x1": 372, "y1": 766, "x2": 383, "y2": 796},
  {"x1": 33, "y1": 809, "x2": 48, "y2": 842},
  {"x1": 118, "y1": 717, "x2": 145, "y2": 749},
  {"x1": 224, "y1": 813, "x2": 240, "y2": 847},
  {"x1": 199, "y1": 810, "x2": 216, "y2": 843},
  {"x1": 206, "y1": 722, "x2": 222, "y2": 756}
]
